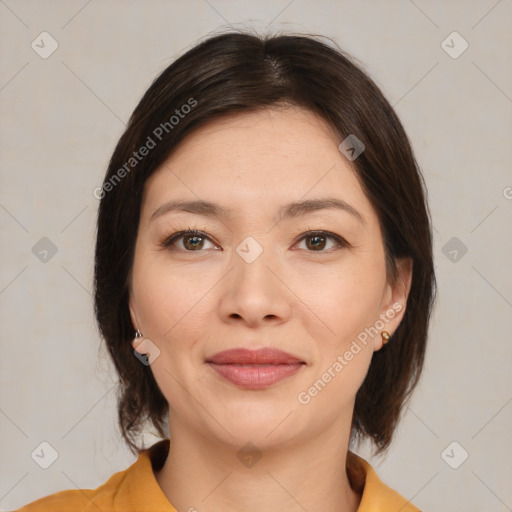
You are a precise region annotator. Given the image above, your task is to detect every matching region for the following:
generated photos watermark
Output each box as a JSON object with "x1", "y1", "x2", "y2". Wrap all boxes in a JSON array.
[
  {"x1": 297, "y1": 302, "x2": 402, "y2": 405},
  {"x1": 93, "y1": 97, "x2": 197, "y2": 200}
]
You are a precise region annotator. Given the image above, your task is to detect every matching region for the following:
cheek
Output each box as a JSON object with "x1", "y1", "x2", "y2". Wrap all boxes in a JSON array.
[
  {"x1": 131, "y1": 250, "x2": 221, "y2": 358},
  {"x1": 303, "y1": 344, "x2": 373, "y2": 422},
  {"x1": 303, "y1": 255, "x2": 387, "y2": 344},
  {"x1": 299, "y1": 265, "x2": 381, "y2": 409},
  {"x1": 131, "y1": 253, "x2": 195, "y2": 339}
]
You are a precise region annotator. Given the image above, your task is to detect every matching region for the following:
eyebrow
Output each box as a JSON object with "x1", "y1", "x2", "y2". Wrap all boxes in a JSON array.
[{"x1": 150, "y1": 197, "x2": 365, "y2": 225}]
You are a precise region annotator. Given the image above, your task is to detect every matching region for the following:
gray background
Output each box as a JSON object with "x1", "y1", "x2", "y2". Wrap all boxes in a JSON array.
[{"x1": 1, "y1": 0, "x2": 511, "y2": 510}]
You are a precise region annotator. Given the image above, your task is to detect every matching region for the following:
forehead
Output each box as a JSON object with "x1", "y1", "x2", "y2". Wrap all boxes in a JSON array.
[
  {"x1": 154, "y1": 106, "x2": 341, "y2": 178},
  {"x1": 141, "y1": 107, "x2": 375, "y2": 224}
]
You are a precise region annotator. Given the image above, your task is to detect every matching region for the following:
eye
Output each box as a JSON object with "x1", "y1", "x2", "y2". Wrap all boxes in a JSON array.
[
  {"x1": 161, "y1": 228, "x2": 349, "y2": 253},
  {"x1": 161, "y1": 229, "x2": 218, "y2": 251},
  {"x1": 293, "y1": 230, "x2": 349, "y2": 252}
]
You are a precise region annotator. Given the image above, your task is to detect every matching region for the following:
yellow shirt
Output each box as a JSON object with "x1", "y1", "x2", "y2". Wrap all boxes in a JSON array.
[{"x1": 16, "y1": 439, "x2": 420, "y2": 511}]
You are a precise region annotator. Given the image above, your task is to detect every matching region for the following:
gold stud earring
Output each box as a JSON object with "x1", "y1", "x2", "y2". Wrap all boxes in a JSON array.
[{"x1": 381, "y1": 331, "x2": 390, "y2": 345}]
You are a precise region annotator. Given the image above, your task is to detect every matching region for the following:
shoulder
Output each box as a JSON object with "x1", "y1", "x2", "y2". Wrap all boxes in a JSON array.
[
  {"x1": 14, "y1": 439, "x2": 172, "y2": 512},
  {"x1": 348, "y1": 451, "x2": 421, "y2": 512},
  {"x1": 15, "y1": 489, "x2": 99, "y2": 512},
  {"x1": 14, "y1": 454, "x2": 137, "y2": 512}
]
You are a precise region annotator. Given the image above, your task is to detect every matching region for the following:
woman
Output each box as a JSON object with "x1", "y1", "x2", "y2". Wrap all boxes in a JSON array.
[{"x1": 18, "y1": 29, "x2": 435, "y2": 511}]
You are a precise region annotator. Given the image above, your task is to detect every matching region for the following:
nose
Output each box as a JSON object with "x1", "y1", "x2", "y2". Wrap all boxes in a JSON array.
[{"x1": 217, "y1": 239, "x2": 292, "y2": 328}]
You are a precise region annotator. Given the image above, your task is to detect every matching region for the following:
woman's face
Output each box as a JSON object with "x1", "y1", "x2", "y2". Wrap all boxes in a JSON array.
[{"x1": 129, "y1": 106, "x2": 411, "y2": 450}]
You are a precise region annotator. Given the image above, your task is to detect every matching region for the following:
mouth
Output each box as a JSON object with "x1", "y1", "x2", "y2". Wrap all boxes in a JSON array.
[
  {"x1": 206, "y1": 362, "x2": 305, "y2": 388},
  {"x1": 205, "y1": 348, "x2": 306, "y2": 389},
  {"x1": 205, "y1": 347, "x2": 305, "y2": 365}
]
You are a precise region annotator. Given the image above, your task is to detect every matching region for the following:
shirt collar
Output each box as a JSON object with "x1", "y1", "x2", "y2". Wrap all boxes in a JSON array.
[
  {"x1": 123, "y1": 439, "x2": 418, "y2": 512},
  {"x1": 120, "y1": 439, "x2": 176, "y2": 511}
]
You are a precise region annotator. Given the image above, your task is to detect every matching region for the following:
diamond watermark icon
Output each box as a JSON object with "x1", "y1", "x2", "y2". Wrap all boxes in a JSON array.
[
  {"x1": 31, "y1": 32, "x2": 59, "y2": 59},
  {"x1": 31, "y1": 441, "x2": 59, "y2": 469},
  {"x1": 338, "y1": 134, "x2": 365, "y2": 161},
  {"x1": 32, "y1": 237, "x2": 58, "y2": 263},
  {"x1": 441, "y1": 31, "x2": 468, "y2": 59},
  {"x1": 441, "y1": 236, "x2": 468, "y2": 263},
  {"x1": 237, "y1": 442, "x2": 262, "y2": 468},
  {"x1": 133, "y1": 337, "x2": 161, "y2": 366},
  {"x1": 236, "y1": 236, "x2": 263, "y2": 264},
  {"x1": 441, "y1": 441, "x2": 469, "y2": 469}
]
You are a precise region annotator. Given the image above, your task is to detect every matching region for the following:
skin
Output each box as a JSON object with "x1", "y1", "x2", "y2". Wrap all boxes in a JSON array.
[{"x1": 129, "y1": 106, "x2": 412, "y2": 512}]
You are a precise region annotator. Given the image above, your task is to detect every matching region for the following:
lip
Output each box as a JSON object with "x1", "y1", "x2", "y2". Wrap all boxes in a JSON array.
[
  {"x1": 206, "y1": 347, "x2": 304, "y2": 365},
  {"x1": 206, "y1": 348, "x2": 306, "y2": 389},
  {"x1": 207, "y1": 363, "x2": 303, "y2": 388}
]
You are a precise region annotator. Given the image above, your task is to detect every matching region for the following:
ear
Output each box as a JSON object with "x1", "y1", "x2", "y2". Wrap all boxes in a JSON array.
[
  {"x1": 373, "y1": 257, "x2": 413, "y2": 351},
  {"x1": 128, "y1": 294, "x2": 144, "y2": 352}
]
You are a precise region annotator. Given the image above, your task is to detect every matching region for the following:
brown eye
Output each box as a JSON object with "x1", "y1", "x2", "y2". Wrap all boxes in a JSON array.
[
  {"x1": 162, "y1": 229, "x2": 217, "y2": 251},
  {"x1": 296, "y1": 231, "x2": 348, "y2": 252},
  {"x1": 306, "y1": 234, "x2": 327, "y2": 250},
  {"x1": 182, "y1": 234, "x2": 206, "y2": 250}
]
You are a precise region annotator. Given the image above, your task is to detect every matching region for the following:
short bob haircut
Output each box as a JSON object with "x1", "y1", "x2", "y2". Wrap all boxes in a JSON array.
[{"x1": 94, "y1": 29, "x2": 436, "y2": 456}]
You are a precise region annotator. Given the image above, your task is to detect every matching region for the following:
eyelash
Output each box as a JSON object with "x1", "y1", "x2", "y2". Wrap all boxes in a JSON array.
[{"x1": 160, "y1": 227, "x2": 350, "y2": 253}]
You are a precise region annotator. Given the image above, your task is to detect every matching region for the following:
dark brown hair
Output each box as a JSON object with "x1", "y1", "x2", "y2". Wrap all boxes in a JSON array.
[{"x1": 94, "y1": 28, "x2": 436, "y2": 456}]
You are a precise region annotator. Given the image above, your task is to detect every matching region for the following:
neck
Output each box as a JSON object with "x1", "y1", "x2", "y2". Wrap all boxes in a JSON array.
[{"x1": 155, "y1": 414, "x2": 362, "y2": 512}]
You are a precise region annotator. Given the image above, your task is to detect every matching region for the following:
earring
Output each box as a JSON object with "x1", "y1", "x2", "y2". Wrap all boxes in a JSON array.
[
  {"x1": 133, "y1": 329, "x2": 143, "y2": 347},
  {"x1": 381, "y1": 331, "x2": 390, "y2": 345}
]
